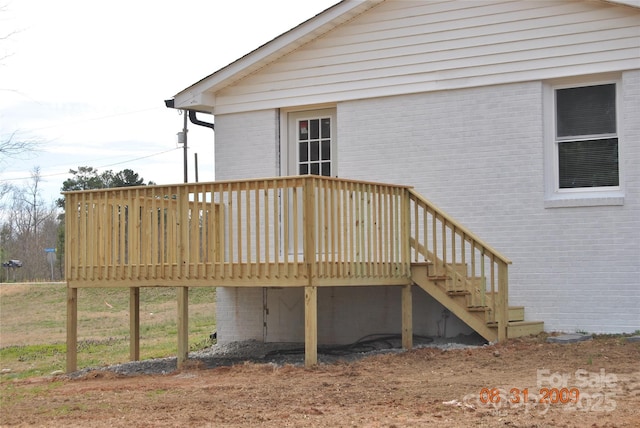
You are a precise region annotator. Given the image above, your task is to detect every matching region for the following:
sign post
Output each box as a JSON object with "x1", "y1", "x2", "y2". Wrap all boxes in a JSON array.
[{"x1": 44, "y1": 248, "x2": 56, "y2": 281}]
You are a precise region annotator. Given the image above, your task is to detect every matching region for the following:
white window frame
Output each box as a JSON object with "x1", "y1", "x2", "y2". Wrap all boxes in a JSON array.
[{"x1": 543, "y1": 74, "x2": 624, "y2": 208}]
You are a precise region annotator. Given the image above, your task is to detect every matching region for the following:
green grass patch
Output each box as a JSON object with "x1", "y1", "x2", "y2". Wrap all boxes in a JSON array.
[
  {"x1": 0, "y1": 344, "x2": 66, "y2": 361},
  {"x1": 1, "y1": 283, "x2": 216, "y2": 379}
]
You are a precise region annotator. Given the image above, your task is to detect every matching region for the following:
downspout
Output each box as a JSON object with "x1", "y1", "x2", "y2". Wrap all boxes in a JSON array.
[
  {"x1": 164, "y1": 99, "x2": 215, "y2": 131},
  {"x1": 188, "y1": 110, "x2": 215, "y2": 130}
]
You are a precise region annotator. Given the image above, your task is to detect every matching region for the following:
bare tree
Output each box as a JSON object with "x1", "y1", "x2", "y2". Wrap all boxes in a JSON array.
[
  {"x1": 0, "y1": 3, "x2": 16, "y2": 64},
  {"x1": 0, "y1": 131, "x2": 39, "y2": 159},
  {"x1": 1, "y1": 167, "x2": 58, "y2": 281},
  {"x1": 1, "y1": 4, "x2": 37, "y2": 161}
]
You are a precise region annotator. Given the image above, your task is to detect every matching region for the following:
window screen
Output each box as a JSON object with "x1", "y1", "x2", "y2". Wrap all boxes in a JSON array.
[
  {"x1": 556, "y1": 84, "x2": 616, "y2": 137},
  {"x1": 558, "y1": 139, "x2": 619, "y2": 188}
]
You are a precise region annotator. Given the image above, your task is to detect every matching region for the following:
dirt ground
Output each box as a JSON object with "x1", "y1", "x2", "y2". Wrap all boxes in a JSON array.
[{"x1": 1, "y1": 335, "x2": 639, "y2": 427}]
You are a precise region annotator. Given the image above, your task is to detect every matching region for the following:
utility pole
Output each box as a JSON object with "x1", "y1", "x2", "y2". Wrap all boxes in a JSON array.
[
  {"x1": 182, "y1": 110, "x2": 188, "y2": 183},
  {"x1": 194, "y1": 153, "x2": 199, "y2": 183}
]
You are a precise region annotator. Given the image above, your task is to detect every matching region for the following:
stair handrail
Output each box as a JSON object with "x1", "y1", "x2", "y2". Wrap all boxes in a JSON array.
[
  {"x1": 407, "y1": 189, "x2": 511, "y2": 265},
  {"x1": 407, "y1": 188, "x2": 510, "y2": 341}
]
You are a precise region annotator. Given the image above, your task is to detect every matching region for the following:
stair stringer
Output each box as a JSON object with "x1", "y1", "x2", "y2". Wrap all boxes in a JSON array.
[{"x1": 411, "y1": 264, "x2": 498, "y2": 342}]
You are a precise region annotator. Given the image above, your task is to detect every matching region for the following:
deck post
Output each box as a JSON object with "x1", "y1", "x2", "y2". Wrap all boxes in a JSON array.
[
  {"x1": 401, "y1": 284, "x2": 413, "y2": 349},
  {"x1": 130, "y1": 287, "x2": 140, "y2": 361},
  {"x1": 304, "y1": 286, "x2": 318, "y2": 367},
  {"x1": 177, "y1": 286, "x2": 189, "y2": 368},
  {"x1": 66, "y1": 286, "x2": 78, "y2": 373},
  {"x1": 303, "y1": 177, "x2": 318, "y2": 367},
  {"x1": 497, "y1": 262, "x2": 509, "y2": 342},
  {"x1": 401, "y1": 188, "x2": 413, "y2": 349}
]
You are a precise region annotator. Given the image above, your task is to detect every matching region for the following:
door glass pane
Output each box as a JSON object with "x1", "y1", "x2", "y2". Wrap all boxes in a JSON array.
[
  {"x1": 299, "y1": 142, "x2": 308, "y2": 162},
  {"x1": 310, "y1": 141, "x2": 319, "y2": 161},
  {"x1": 321, "y1": 118, "x2": 330, "y2": 138},
  {"x1": 310, "y1": 119, "x2": 319, "y2": 140},
  {"x1": 321, "y1": 140, "x2": 330, "y2": 160},
  {"x1": 299, "y1": 120, "x2": 309, "y2": 140}
]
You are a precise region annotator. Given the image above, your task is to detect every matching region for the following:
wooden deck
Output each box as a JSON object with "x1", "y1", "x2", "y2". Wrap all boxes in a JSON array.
[{"x1": 64, "y1": 176, "x2": 529, "y2": 372}]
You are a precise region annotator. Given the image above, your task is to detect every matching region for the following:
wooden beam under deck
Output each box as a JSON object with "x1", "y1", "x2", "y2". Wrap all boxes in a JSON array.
[{"x1": 66, "y1": 262, "x2": 411, "y2": 289}]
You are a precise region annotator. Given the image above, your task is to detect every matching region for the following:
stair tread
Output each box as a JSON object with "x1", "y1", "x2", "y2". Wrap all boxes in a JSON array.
[
  {"x1": 411, "y1": 261, "x2": 434, "y2": 266},
  {"x1": 509, "y1": 320, "x2": 544, "y2": 326},
  {"x1": 487, "y1": 320, "x2": 544, "y2": 326},
  {"x1": 447, "y1": 290, "x2": 470, "y2": 295},
  {"x1": 467, "y1": 306, "x2": 490, "y2": 312}
]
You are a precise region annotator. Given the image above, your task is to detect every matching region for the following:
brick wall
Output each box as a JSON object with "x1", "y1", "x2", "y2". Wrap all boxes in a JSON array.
[
  {"x1": 214, "y1": 110, "x2": 277, "y2": 343},
  {"x1": 338, "y1": 75, "x2": 639, "y2": 333},
  {"x1": 212, "y1": 74, "x2": 639, "y2": 342},
  {"x1": 215, "y1": 109, "x2": 279, "y2": 180}
]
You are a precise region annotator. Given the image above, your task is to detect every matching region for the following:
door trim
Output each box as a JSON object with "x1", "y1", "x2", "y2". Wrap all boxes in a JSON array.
[{"x1": 280, "y1": 107, "x2": 337, "y2": 178}]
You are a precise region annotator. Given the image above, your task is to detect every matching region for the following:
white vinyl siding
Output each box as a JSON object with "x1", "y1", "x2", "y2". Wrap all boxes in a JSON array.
[{"x1": 212, "y1": 0, "x2": 640, "y2": 114}]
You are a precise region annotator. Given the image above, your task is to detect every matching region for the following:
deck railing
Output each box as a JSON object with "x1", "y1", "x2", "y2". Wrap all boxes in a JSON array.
[
  {"x1": 407, "y1": 189, "x2": 511, "y2": 339},
  {"x1": 65, "y1": 177, "x2": 509, "y2": 326},
  {"x1": 65, "y1": 176, "x2": 412, "y2": 287}
]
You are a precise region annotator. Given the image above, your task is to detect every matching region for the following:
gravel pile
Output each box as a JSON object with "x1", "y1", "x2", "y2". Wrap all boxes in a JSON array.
[{"x1": 69, "y1": 333, "x2": 487, "y2": 378}]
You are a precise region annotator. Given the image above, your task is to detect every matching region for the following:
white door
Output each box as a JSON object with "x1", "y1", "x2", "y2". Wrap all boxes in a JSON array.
[
  {"x1": 264, "y1": 109, "x2": 337, "y2": 342},
  {"x1": 282, "y1": 108, "x2": 338, "y2": 256}
]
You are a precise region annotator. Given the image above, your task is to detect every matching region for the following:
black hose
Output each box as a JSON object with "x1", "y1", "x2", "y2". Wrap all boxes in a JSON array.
[{"x1": 264, "y1": 334, "x2": 434, "y2": 358}]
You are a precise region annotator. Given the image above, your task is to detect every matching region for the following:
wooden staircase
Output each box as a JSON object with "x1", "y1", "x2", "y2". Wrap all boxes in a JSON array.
[
  {"x1": 411, "y1": 263, "x2": 544, "y2": 342},
  {"x1": 406, "y1": 189, "x2": 544, "y2": 342}
]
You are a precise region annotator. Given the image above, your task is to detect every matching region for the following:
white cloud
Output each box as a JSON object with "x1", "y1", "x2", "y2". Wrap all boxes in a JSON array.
[{"x1": 1, "y1": 0, "x2": 338, "y2": 202}]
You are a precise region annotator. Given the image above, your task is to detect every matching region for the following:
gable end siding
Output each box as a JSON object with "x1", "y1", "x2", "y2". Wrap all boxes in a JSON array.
[{"x1": 212, "y1": 0, "x2": 640, "y2": 114}]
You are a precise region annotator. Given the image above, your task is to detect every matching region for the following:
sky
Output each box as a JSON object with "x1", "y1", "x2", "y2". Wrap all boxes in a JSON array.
[{"x1": 0, "y1": 0, "x2": 338, "y2": 206}]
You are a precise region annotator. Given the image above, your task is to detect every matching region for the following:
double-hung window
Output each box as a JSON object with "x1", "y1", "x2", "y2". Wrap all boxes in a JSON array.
[
  {"x1": 546, "y1": 77, "x2": 623, "y2": 207},
  {"x1": 555, "y1": 83, "x2": 618, "y2": 189}
]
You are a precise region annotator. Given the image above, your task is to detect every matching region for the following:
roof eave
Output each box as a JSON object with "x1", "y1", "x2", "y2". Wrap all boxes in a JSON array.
[{"x1": 173, "y1": 0, "x2": 385, "y2": 111}]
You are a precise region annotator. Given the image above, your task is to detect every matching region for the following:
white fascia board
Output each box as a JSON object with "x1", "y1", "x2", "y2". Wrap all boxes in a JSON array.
[
  {"x1": 604, "y1": 0, "x2": 640, "y2": 7},
  {"x1": 173, "y1": 90, "x2": 215, "y2": 113},
  {"x1": 172, "y1": 0, "x2": 384, "y2": 110}
]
